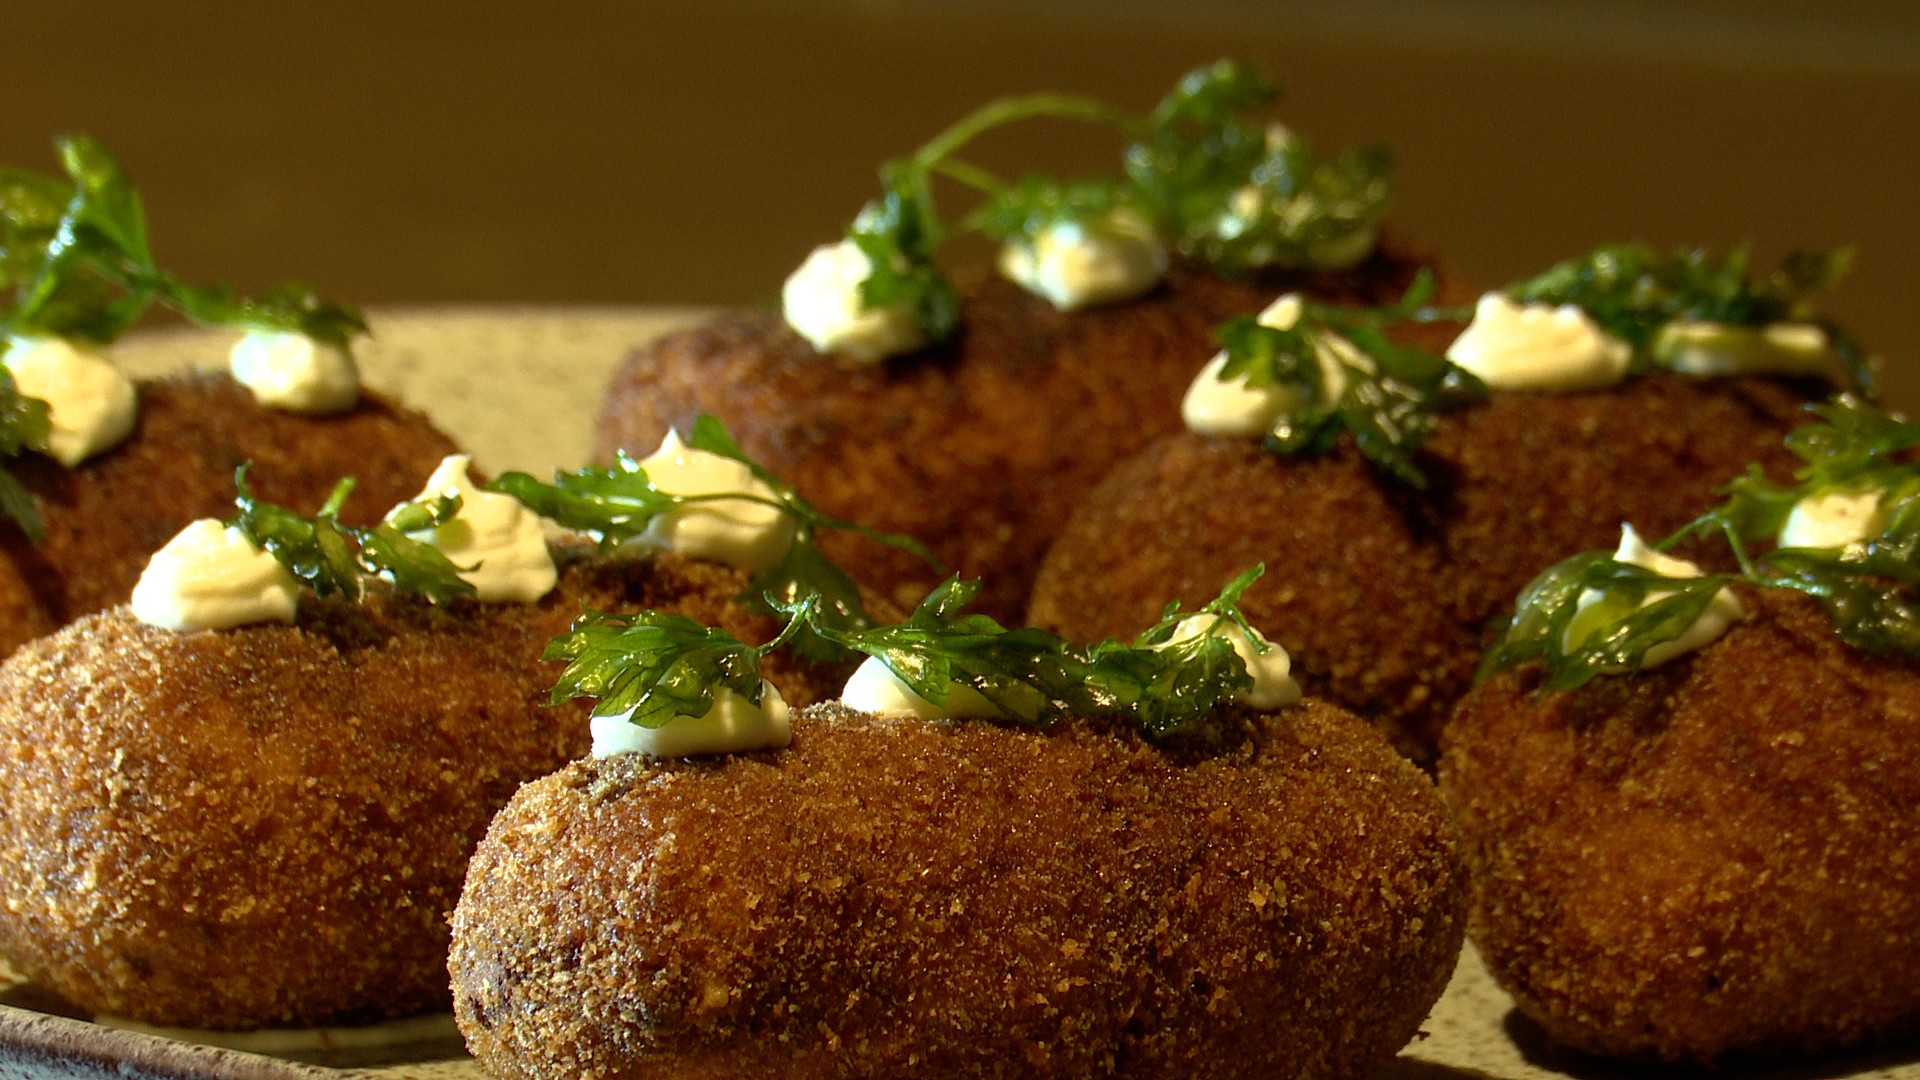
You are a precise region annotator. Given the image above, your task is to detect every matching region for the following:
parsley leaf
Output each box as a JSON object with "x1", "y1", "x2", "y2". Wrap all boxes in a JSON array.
[
  {"x1": 1125, "y1": 60, "x2": 1394, "y2": 273},
  {"x1": 0, "y1": 135, "x2": 368, "y2": 352},
  {"x1": 1482, "y1": 399, "x2": 1920, "y2": 685},
  {"x1": 488, "y1": 414, "x2": 939, "y2": 657},
  {"x1": 0, "y1": 366, "x2": 51, "y2": 540},
  {"x1": 229, "y1": 467, "x2": 476, "y2": 604},
  {"x1": 1506, "y1": 243, "x2": 1870, "y2": 392},
  {"x1": 1212, "y1": 273, "x2": 1485, "y2": 484},
  {"x1": 544, "y1": 610, "x2": 765, "y2": 727}
]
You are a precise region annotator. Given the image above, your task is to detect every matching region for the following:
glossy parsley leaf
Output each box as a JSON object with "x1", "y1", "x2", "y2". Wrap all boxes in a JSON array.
[
  {"x1": 0, "y1": 135, "x2": 368, "y2": 352},
  {"x1": 0, "y1": 366, "x2": 51, "y2": 540},
  {"x1": 1125, "y1": 60, "x2": 1393, "y2": 274},
  {"x1": 491, "y1": 414, "x2": 937, "y2": 659},
  {"x1": 1507, "y1": 243, "x2": 1870, "y2": 392},
  {"x1": 229, "y1": 468, "x2": 476, "y2": 604},
  {"x1": 1212, "y1": 275, "x2": 1485, "y2": 485},
  {"x1": 543, "y1": 610, "x2": 764, "y2": 727},
  {"x1": 1478, "y1": 552, "x2": 1733, "y2": 690}
]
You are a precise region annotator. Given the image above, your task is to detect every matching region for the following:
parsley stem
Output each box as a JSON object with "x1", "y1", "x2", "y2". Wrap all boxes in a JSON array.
[
  {"x1": 906, "y1": 93, "x2": 1139, "y2": 175},
  {"x1": 928, "y1": 158, "x2": 1008, "y2": 200}
]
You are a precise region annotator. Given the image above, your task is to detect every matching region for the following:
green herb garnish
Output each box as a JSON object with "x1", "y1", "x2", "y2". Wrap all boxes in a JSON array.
[
  {"x1": 228, "y1": 467, "x2": 476, "y2": 604},
  {"x1": 1, "y1": 135, "x2": 367, "y2": 349},
  {"x1": 548, "y1": 565, "x2": 1281, "y2": 741},
  {"x1": 1211, "y1": 271, "x2": 1485, "y2": 484},
  {"x1": 0, "y1": 368, "x2": 51, "y2": 540},
  {"x1": 544, "y1": 610, "x2": 771, "y2": 729},
  {"x1": 1126, "y1": 60, "x2": 1394, "y2": 274},
  {"x1": 1481, "y1": 397, "x2": 1920, "y2": 684},
  {"x1": 830, "y1": 60, "x2": 1394, "y2": 345},
  {"x1": 488, "y1": 414, "x2": 938, "y2": 655},
  {"x1": 1507, "y1": 243, "x2": 1871, "y2": 394}
]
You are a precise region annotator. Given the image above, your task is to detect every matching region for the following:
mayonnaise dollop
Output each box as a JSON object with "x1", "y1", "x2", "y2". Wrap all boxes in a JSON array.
[
  {"x1": 781, "y1": 239, "x2": 928, "y2": 363},
  {"x1": 1445, "y1": 293, "x2": 1631, "y2": 391},
  {"x1": 1181, "y1": 293, "x2": 1363, "y2": 436},
  {"x1": 1654, "y1": 320, "x2": 1832, "y2": 377},
  {"x1": 591, "y1": 681, "x2": 792, "y2": 758},
  {"x1": 632, "y1": 430, "x2": 797, "y2": 572},
  {"x1": 839, "y1": 657, "x2": 1008, "y2": 720},
  {"x1": 1159, "y1": 614, "x2": 1302, "y2": 710},
  {"x1": 228, "y1": 330, "x2": 360, "y2": 413},
  {"x1": 1779, "y1": 488, "x2": 1883, "y2": 550},
  {"x1": 997, "y1": 208, "x2": 1168, "y2": 311},
  {"x1": 1564, "y1": 524, "x2": 1744, "y2": 668},
  {"x1": 130, "y1": 518, "x2": 300, "y2": 631},
  {"x1": 3, "y1": 336, "x2": 137, "y2": 466},
  {"x1": 400, "y1": 455, "x2": 557, "y2": 603}
]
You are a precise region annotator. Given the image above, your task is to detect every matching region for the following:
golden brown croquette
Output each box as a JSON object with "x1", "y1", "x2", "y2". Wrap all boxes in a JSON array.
[
  {"x1": 593, "y1": 247, "x2": 1442, "y2": 623},
  {"x1": 0, "y1": 544, "x2": 843, "y2": 1030},
  {"x1": 1028, "y1": 374, "x2": 1823, "y2": 764},
  {"x1": 0, "y1": 371, "x2": 460, "y2": 657},
  {"x1": 450, "y1": 699, "x2": 1466, "y2": 1080},
  {"x1": 1441, "y1": 588, "x2": 1920, "y2": 1065}
]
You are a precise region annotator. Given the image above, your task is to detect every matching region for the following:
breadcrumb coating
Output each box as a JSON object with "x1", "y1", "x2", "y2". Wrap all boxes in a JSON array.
[
  {"x1": 1442, "y1": 589, "x2": 1920, "y2": 1065},
  {"x1": 1029, "y1": 373, "x2": 1820, "y2": 764},
  {"x1": 451, "y1": 700, "x2": 1465, "y2": 1079},
  {"x1": 593, "y1": 246, "x2": 1440, "y2": 623},
  {"x1": 0, "y1": 371, "x2": 459, "y2": 657},
  {"x1": 0, "y1": 546, "x2": 841, "y2": 1029}
]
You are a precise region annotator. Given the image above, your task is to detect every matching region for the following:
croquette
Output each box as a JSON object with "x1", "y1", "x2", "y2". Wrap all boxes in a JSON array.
[
  {"x1": 0, "y1": 370, "x2": 460, "y2": 657},
  {"x1": 1028, "y1": 373, "x2": 1823, "y2": 764},
  {"x1": 1441, "y1": 588, "x2": 1920, "y2": 1065},
  {"x1": 593, "y1": 245, "x2": 1439, "y2": 623},
  {"x1": 449, "y1": 699, "x2": 1466, "y2": 1080},
  {"x1": 0, "y1": 543, "x2": 843, "y2": 1030}
]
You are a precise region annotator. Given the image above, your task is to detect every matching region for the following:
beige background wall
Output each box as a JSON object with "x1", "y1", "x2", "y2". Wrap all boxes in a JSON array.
[{"x1": 6, "y1": 1, "x2": 1917, "y2": 401}]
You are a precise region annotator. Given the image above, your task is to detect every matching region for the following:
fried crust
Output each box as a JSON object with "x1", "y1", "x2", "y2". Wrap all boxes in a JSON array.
[
  {"x1": 593, "y1": 247, "x2": 1438, "y2": 623},
  {"x1": 0, "y1": 546, "x2": 840, "y2": 1029},
  {"x1": 0, "y1": 371, "x2": 460, "y2": 657},
  {"x1": 1440, "y1": 589, "x2": 1920, "y2": 1064},
  {"x1": 450, "y1": 700, "x2": 1465, "y2": 1080},
  {"x1": 1028, "y1": 374, "x2": 1821, "y2": 764}
]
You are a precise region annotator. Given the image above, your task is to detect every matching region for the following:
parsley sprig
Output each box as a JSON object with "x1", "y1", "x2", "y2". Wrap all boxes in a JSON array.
[
  {"x1": 1481, "y1": 397, "x2": 1920, "y2": 685},
  {"x1": 1507, "y1": 243, "x2": 1871, "y2": 394},
  {"x1": 1211, "y1": 271, "x2": 1485, "y2": 484},
  {"x1": 546, "y1": 565, "x2": 1280, "y2": 742},
  {"x1": 488, "y1": 414, "x2": 938, "y2": 656},
  {"x1": 228, "y1": 467, "x2": 476, "y2": 604},
  {"x1": 1, "y1": 135, "x2": 367, "y2": 349},
  {"x1": 836, "y1": 60, "x2": 1395, "y2": 346},
  {"x1": 0, "y1": 368, "x2": 51, "y2": 541}
]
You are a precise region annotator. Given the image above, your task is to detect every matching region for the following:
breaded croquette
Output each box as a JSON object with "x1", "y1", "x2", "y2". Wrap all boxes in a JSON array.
[
  {"x1": 1441, "y1": 588, "x2": 1920, "y2": 1065},
  {"x1": 594, "y1": 247, "x2": 1438, "y2": 624},
  {"x1": 0, "y1": 371, "x2": 459, "y2": 656},
  {"x1": 0, "y1": 544, "x2": 842, "y2": 1030},
  {"x1": 450, "y1": 699, "x2": 1465, "y2": 1080},
  {"x1": 1029, "y1": 374, "x2": 1822, "y2": 764}
]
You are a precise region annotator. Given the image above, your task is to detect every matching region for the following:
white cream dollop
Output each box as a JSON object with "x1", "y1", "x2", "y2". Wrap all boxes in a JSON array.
[
  {"x1": 1445, "y1": 292, "x2": 1632, "y2": 391},
  {"x1": 591, "y1": 680, "x2": 792, "y2": 758},
  {"x1": 1160, "y1": 614, "x2": 1302, "y2": 710},
  {"x1": 228, "y1": 330, "x2": 360, "y2": 413},
  {"x1": 400, "y1": 454, "x2": 557, "y2": 603},
  {"x1": 781, "y1": 239, "x2": 928, "y2": 363},
  {"x1": 1181, "y1": 293, "x2": 1363, "y2": 436},
  {"x1": 633, "y1": 430, "x2": 797, "y2": 572},
  {"x1": 3, "y1": 336, "x2": 137, "y2": 466},
  {"x1": 839, "y1": 656, "x2": 1007, "y2": 720},
  {"x1": 130, "y1": 518, "x2": 300, "y2": 631},
  {"x1": 1564, "y1": 524, "x2": 1744, "y2": 668},
  {"x1": 1779, "y1": 488, "x2": 1884, "y2": 550},
  {"x1": 997, "y1": 208, "x2": 1168, "y2": 311},
  {"x1": 1654, "y1": 320, "x2": 1832, "y2": 377}
]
